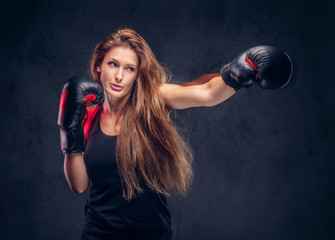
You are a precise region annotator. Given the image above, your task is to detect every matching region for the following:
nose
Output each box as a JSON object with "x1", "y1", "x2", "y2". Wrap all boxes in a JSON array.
[{"x1": 115, "y1": 68, "x2": 123, "y2": 83}]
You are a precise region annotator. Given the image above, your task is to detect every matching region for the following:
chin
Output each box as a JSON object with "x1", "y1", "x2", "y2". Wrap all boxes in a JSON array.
[{"x1": 106, "y1": 90, "x2": 127, "y2": 99}]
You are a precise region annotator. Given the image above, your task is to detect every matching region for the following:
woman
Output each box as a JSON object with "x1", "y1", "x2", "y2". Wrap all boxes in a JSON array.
[{"x1": 58, "y1": 28, "x2": 292, "y2": 239}]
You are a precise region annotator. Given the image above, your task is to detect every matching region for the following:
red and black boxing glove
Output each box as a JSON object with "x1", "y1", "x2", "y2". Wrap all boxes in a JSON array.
[
  {"x1": 220, "y1": 46, "x2": 293, "y2": 91},
  {"x1": 57, "y1": 76, "x2": 104, "y2": 155}
]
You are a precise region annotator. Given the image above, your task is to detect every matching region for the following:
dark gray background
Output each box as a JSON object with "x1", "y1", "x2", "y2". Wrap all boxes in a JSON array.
[{"x1": 1, "y1": 0, "x2": 334, "y2": 239}]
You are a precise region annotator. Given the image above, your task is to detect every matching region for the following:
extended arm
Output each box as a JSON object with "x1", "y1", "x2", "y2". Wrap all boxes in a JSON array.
[
  {"x1": 160, "y1": 46, "x2": 292, "y2": 110},
  {"x1": 159, "y1": 73, "x2": 236, "y2": 110}
]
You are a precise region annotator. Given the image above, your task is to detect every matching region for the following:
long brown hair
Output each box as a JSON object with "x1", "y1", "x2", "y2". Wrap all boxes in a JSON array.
[{"x1": 90, "y1": 28, "x2": 193, "y2": 200}]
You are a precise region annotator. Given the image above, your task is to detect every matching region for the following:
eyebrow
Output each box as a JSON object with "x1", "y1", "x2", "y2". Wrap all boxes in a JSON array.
[{"x1": 107, "y1": 58, "x2": 137, "y2": 67}]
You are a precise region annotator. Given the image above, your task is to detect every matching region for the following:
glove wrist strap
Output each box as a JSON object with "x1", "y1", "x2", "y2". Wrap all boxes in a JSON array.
[
  {"x1": 60, "y1": 127, "x2": 85, "y2": 155},
  {"x1": 220, "y1": 65, "x2": 242, "y2": 91}
]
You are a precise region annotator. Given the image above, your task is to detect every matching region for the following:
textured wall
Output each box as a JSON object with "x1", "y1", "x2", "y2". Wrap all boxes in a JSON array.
[{"x1": 1, "y1": 0, "x2": 334, "y2": 239}]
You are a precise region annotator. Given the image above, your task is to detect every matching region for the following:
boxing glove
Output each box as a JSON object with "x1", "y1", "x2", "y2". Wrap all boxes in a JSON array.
[
  {"x1": 58, "y1": 76, "x2": 104, "y2": 155},
  {"x1": 220, "y1": 46, "x2": 293, "y2": 91}
]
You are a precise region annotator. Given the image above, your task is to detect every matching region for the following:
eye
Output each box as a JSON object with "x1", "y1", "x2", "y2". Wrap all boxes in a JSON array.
[
  {"x1": 108, "y1": 61, "x2": 117, "y2": 67},
  {"x1": 126, "y1": 67, "x2": 135, "y2": 72}
]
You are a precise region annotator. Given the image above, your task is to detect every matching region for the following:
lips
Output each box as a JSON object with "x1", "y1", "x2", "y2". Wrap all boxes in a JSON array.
[{"x1": 110, "y1": 83, "x2": 123, "y2": 91}]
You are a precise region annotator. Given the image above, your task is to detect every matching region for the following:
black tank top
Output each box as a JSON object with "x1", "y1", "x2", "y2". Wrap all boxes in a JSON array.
[{"x1": 82, "y1": 107, "x2": 172, "y2": 240}]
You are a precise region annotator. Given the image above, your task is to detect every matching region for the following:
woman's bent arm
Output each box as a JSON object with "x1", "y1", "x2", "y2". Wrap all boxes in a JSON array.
[{"x1": 64, "y1": 153, "x2": 89, "y2": 194}]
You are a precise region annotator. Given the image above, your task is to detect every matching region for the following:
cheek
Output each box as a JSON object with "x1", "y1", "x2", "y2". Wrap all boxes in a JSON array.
[
  {"x1": 125, "y1": 74, "x2": 137, "y2": 86},
  {"x1": 100, "y1": 69, "x2": 112, "y2": 82}
]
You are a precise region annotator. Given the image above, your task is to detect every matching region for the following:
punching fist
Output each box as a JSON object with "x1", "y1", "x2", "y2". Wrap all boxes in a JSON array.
[
  {"x1": 220, "y1": 46, "x2": 293, "y2": 91},
  {"x1": 58, "y1": 76, "x2": 104, "y2": 155}
]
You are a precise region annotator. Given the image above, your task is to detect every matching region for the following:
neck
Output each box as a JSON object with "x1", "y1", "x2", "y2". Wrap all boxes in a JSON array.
[{"x1": 103, "y1": 94, "x2": 130, "y2": 118}]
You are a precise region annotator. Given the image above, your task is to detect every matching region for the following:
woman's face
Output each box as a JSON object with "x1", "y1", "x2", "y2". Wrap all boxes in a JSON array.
[{"x1": 97, "y1": 46, "x2": 139, "y2": 101}]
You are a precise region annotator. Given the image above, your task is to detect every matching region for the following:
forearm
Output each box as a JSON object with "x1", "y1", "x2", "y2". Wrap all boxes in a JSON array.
[
  {"x1": 203, "y1": 75, "x2": 236, "y2": 107},
  {"x1": 181, "y1": 73, "x2": 220, "y2": 87},
  {"x1": 64, "y1": 153, "x2": 89, "y2": 194}
]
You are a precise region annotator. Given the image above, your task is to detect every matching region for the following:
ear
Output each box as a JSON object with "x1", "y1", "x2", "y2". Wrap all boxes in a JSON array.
[{"x1": 97, "y1": 66, "x2": 101, "y2": 72}]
